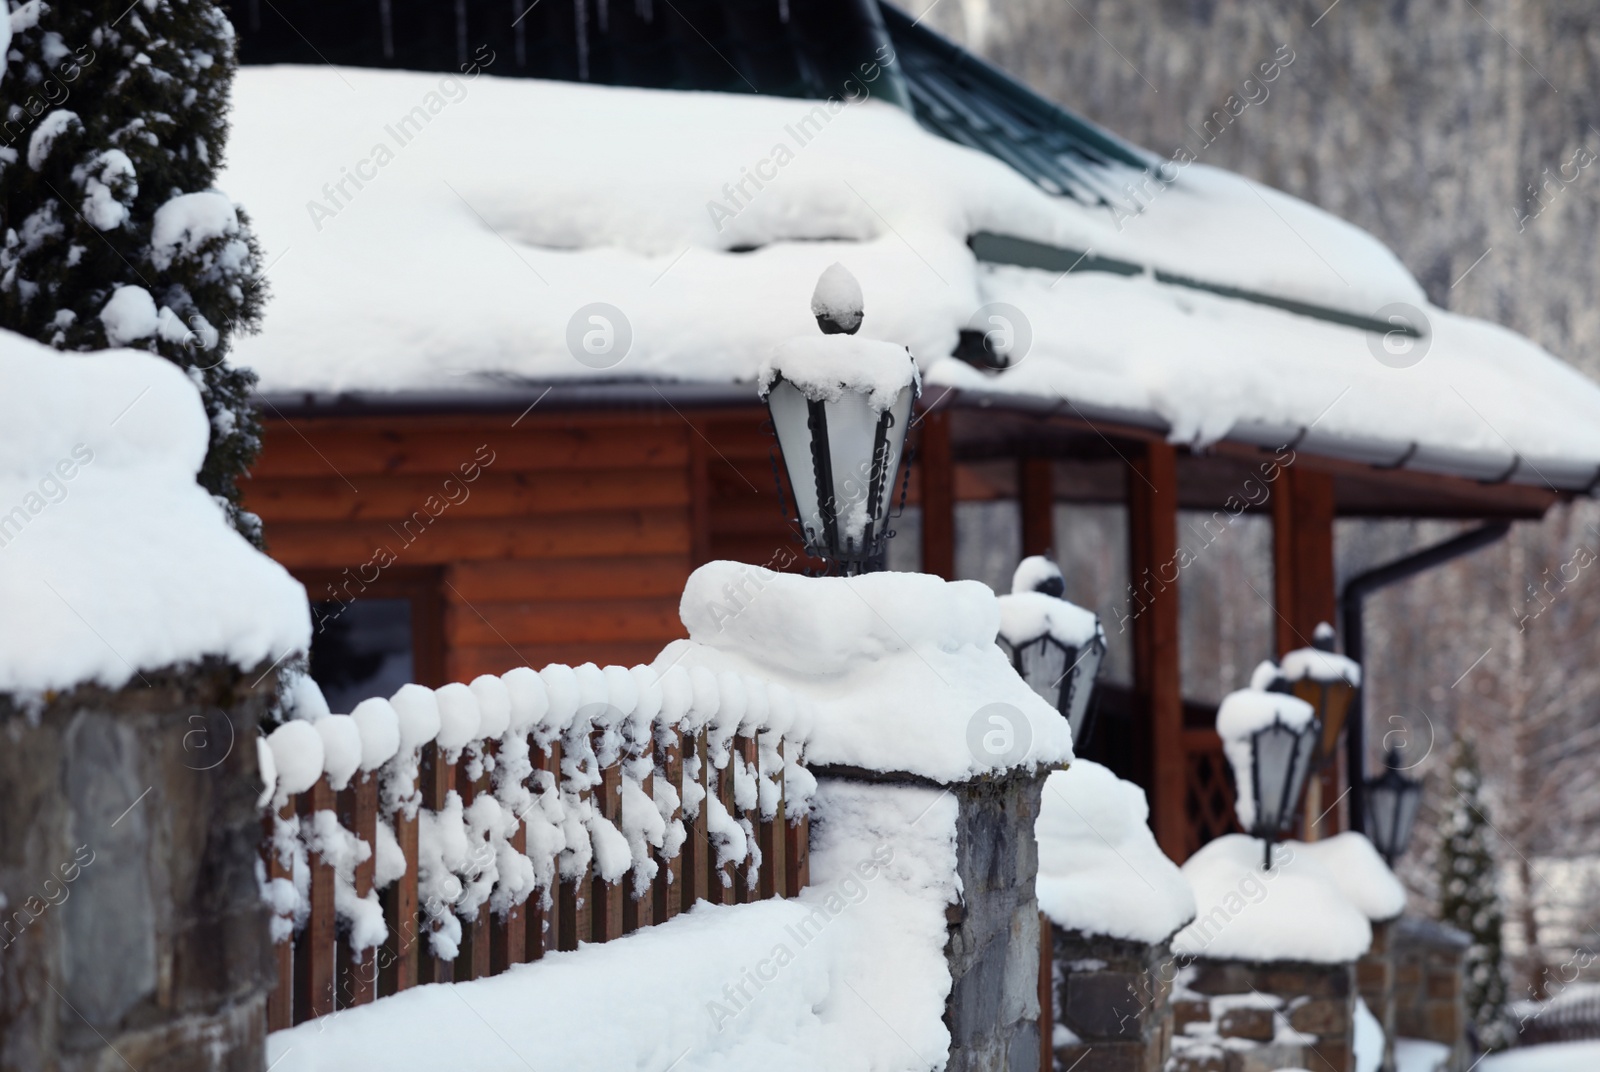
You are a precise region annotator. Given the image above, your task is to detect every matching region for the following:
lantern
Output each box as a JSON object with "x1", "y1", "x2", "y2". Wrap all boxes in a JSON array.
[
  {"x1": 997, "y1": 556, "x2": 1105, "y2": 747},
  {"x1": 1281, "y1": 622, "x2": 1361, "y2": 767},
  {"x1": 1364, "y1": 747, "x2": 1423, "y2": 867},
  {"x1": 1218, "y1": 688, "x2": 1321, "y2": 869},
  {"x1": 759, "y1": 264, "x2": 919, "y2": 575}
]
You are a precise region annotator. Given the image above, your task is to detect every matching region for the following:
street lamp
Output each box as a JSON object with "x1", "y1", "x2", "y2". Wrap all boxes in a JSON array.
[
  {"x1": 1364, "y1": 747, "x2": 1423, "y2": 867},
  {"x1": 997, "y1": 556, "x2": 1105, "y2": 748},
  {"x1": 1218, "y1": 688, "x2": 1321, "y2": 870},
  {"x1": 759, "y1": 264, "x2": 920, "y2": 575}
]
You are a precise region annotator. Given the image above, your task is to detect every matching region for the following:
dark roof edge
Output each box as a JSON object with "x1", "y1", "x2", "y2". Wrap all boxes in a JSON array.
[
  {"x1": 255, "y1": 381, "x2": 1598, "y2": 494},
  {"x1": 254, "y1": 380, "x2": 760, "y2": 418}
]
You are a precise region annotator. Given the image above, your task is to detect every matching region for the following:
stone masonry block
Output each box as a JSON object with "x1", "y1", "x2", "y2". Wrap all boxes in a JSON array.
[{"x1": 1217, "y1": 1006, "x2": 1275, "y2": 1042}]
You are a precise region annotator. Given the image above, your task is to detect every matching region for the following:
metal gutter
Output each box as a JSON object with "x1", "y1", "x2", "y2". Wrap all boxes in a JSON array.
[{"x1": 1340, "y1": 522, "x2": 1512, "y2": 835}]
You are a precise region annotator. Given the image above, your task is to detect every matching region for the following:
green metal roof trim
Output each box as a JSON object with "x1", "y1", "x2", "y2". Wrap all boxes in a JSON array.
[
  {"x1": 879, "y1": 3, "x2": 1158, "y2": 205},
  {"x1": 967, "y1": 233, "x2": 1426, "y2": 339}
]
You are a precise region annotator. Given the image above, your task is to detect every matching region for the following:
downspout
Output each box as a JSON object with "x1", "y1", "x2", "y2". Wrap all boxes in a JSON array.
[{"x1": 1341, "y1": 521, "x2": 1511, "y2": 834}]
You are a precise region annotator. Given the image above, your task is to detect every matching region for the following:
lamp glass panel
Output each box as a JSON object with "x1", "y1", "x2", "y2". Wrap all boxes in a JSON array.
[
  {"x1": 767, "y1": 380, "x2": 822, "y2": 547},
  {"x1": 823, "y1": 389, "x2": 888, "y2": 547},
  {"x1": 1253, "y1": 723, "x2": 1300, "y2": 833},
  {"x1": 1393, "y1": 781, "x2": 1423, "y2": 858},
  {"x1": 1018, "y1": 636, "x2": 1069, "y2": 711},
  {"x1": 877, "y1": 385, "x2": 915, "y2": 527},
  {"x1": 1284, "y1": 726, "x2": 1316, "y2": 830},
  {"x1": 1366, "y1": 781, "x2": 1399, "y2": 856},
  {"x1": 1065, "y1": 640, "x2": 1103, "y2": 743}
]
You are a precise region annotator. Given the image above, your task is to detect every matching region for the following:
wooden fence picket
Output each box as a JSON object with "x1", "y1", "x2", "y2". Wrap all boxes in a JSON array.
[
  {"x1": 262, "y1": 667, "x2": 811, "y2": 1030},
  {"x1": 294, "y1": 777, "x2": 337, "y2": 1021}
]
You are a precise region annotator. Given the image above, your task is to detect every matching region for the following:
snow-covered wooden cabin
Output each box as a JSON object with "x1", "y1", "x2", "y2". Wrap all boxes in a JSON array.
[{"x1": 227, "y1": 0, "x2": 1600, "y2": 860}]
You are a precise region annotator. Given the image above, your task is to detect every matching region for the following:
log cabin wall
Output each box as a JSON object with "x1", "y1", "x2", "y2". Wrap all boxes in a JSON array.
[{"x1": 246, "y1": 409, "x2": 703, "y2": 681}]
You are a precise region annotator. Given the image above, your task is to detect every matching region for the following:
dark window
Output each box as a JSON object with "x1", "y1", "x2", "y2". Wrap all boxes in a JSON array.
[
  {"x1": 296, "y1": 568, "x2": 445, "y2": 714},
  {"x1": 310, "y1": 598, "x2": 416, "y2": 714}
]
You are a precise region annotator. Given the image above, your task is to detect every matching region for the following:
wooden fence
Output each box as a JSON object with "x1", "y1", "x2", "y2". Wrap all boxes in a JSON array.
[
  {"x1": 1517, "y1": 985, "x2": 1600, "y2": 1046},
  {"x1": 260, "y1": 665, "x2": 813, "y2": 1029}
]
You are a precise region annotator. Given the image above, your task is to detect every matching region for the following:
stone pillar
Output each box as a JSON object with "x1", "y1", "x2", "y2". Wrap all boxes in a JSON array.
[
  {"x1": 944, "y1": 769, "x2": 1050, "y2": 1072},
  {"x1": 1357, "y1": 918, "x2": 1399, "y2": 1071},
  {"x1": 1049, "y1": 928, "x2": 1174, "y2": 1072},
  {"x1": 1391, "y1": 919, "x2": 1471, "y2": 1070},
  {"x1": 0, "y1": 661, "x2": 278, "y2": 1072}
]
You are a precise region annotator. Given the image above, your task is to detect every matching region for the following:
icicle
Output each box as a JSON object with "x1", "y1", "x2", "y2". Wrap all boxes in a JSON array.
[
  {"x1": 455, "y1": 0, "x2": 468, "y2": 69},
  {"x1": 597, "y1": 0, "x2": 609, "y2": 34},
  {"x1": 778, "y1": 0, "x2": 789, "y2": 23},
  {"x1": 512, "y1": 0, "x2": 527, "y2": 67},
  {"x1": 636, "y1": 0, "x2": 652, "y2": 22},
  {"x1": 379, "y1": 0, "x2": 394, "y2": 60},
  {"x1": 574, "y1": 0, "x2": 590, "y2": 81}
]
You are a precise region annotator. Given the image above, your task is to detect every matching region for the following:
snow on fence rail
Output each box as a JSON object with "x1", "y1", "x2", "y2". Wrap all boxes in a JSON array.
[{"x1": 257, "y1": 662, "x2": 817, "y2": 1028}]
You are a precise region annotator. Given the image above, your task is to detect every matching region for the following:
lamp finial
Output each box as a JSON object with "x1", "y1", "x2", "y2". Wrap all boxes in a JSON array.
[{"x1": 812, "y1": 263, "x2": 864, "y2": 335}]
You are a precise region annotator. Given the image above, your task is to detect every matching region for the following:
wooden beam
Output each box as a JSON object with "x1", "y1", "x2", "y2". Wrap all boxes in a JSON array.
[
  {"x1": 1018, "y1": 456, "x2": 1054, "y2": 559},
  {"x1": 919, "y1": 408, "x2": 955, "y2": 579},
  {"x1": 1272, "y1": 467, "x2": 1337, "y2": 656},
  {"x1": 1127, "y1": 441, "x2": 1185, "y2": 860},
  {"x1": 1272, "y1": 465, "x2": 1342, "y2": 838}
]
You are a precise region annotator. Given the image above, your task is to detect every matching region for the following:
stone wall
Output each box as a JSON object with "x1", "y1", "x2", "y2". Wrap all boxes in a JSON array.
[
  {"x1": 1047, "y1": 927, "x2": 1173, "y2": 1072},
  {"x1": 1357, "y1": 919, "x2": 1398, "y2": 1072},
  {"x1": 0, "y1": 660, "x2": 278, "y2": 1072},
  {"x1": 1391, "y1": 918, "x2": 1471, "y2": 1070},
  {"x1": 944, "y1": 769, "x2": 1049, "y2": 1072},
  {"x1": 1169, "y1": 958, "x2": 1356, "y2": 1072}
]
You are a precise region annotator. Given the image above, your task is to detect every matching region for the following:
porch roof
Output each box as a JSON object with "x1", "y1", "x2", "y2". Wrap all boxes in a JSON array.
[{"x1": 223, "y1": 64, "x2": 1600, "y2": 506}]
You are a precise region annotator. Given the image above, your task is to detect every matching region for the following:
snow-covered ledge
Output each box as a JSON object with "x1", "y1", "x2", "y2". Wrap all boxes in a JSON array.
[
  {"x1": 667, "y1": 562, "x2": 1073, "y2": 1071},
  {"x1": 0, "y1": 332, "x2": 310, "y2": 1070}
]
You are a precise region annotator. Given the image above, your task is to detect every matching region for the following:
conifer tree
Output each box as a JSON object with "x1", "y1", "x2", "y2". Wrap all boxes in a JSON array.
[
  {"x1": 0, "y1": 0, "x2": 266, "y2": 543},
  {"x1": 1440, "y1": 740, "x2": 1512, "y2": 1050}
]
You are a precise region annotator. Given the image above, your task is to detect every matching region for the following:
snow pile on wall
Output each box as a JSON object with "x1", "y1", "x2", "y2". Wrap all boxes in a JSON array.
[
  {"x1": 1299, "y1": 833, "x2": 1406, "y2": 922},
  {"x1": 218, "y1": 67, "x2": 1600, "y2": 471},
  {"x1": 259, "y1": 660, "x2": 818, "y2": 961},
  {"x1": 668, "y1": 561, "x2": 1073, "y2": 782},
  {"x1": 1478, "y1": 1039, "x2": 1600, "y2": 1072},
  {"x1": 264, "y1": 774, "x2": 961, "y2": 1072},
  {"x1": 1172, "y1": 834, "x2": 1372, "y2": 963},
  {"x1": 0, "y1": 329, "x2": 309, "y2": 695},
  {"x1": 1035, "y1": 762, "x2": 1195, "y2": 943}
]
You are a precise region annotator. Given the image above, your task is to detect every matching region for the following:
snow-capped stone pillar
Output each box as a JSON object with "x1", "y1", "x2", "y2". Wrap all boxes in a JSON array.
[
  {"x1": 667, "y1": 562, "x2": 1075, "y2": 1072},
  {"x1": 1035, "y1": 762, "x2": 1198, "y2": 1072},
  {"x1": 0, "y1": 335, "x2": 311, "y2": 1071}
]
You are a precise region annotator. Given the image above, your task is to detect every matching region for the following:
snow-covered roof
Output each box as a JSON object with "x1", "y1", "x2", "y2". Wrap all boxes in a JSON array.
[
  {"x1": 0, "y1": 330, "x2": 309, "y2": 695},
  {"x1": 220, "y1": 66, "x2": 1600, "y2": 488},
  {"x1": 662, "y1": 561, "x2": 1073, "y2": 783},
  {"x1": 1035, "y1": 762, "x2": 1195, "y2": 943}
]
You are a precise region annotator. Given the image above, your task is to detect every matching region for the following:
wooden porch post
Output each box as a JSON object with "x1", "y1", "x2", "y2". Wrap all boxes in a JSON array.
[
  {"x1": 1272, "y1": 465, "x2": 1340, "y2": 836},
  {"x1": 1127, "y1": 441, "x2": 1185, "y2": 860},
  {"x1": 1018, "y1": 456, "x2": 1054, "y2": 560},
  {"x1": 1272, "y1": 467, "x2": 1337, "y2": 654},
  {"x1": 920, "y1": 408, "x2": 955, "y2": 579}
]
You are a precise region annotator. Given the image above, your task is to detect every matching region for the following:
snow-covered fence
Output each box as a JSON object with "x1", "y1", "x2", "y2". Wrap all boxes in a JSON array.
[{"x1": 258, "y1": 662, "x2": 817, "y2": 1028}]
